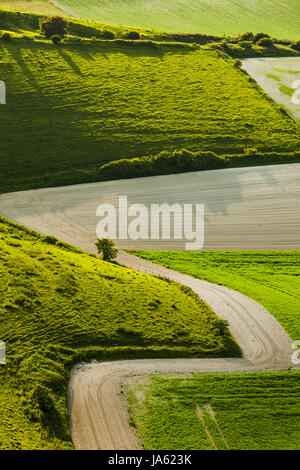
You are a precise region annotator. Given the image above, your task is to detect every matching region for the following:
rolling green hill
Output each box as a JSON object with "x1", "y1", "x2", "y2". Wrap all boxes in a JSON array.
[
  {"x1": 0, "y1": 11, "x2": 299, "y2": 193},
  {"x1": 129, "y1": 371, "x2": 300, "y2": 450},
  {"x1": 0, "y1": 0, "x2": 66, "y2": 16},
  {"x1": 41, "y1": 0, "x2": 300, "y2": 40},
  {"x1": 0, "y1": 217, "x2": 238, "y2": 449},
  {"x1": 131, "y1": 251, "x2": 300, "y2": 341}
]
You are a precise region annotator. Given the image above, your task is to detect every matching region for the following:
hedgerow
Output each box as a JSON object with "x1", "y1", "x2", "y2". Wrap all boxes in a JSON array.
[{"x1": 96, "y1": 149, "x2": 300, "y2": 182}]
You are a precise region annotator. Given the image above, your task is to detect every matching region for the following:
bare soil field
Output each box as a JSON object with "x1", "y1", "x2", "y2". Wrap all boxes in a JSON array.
[{"x1": 0, "y1": 163, "x2": 299, "y2": 251}]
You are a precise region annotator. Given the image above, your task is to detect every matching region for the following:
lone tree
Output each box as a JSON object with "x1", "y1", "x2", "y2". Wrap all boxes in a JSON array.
[
  {"x1": 95, "y1": 238, "x2": 118, "y2": 262},
  {"x1": 40, "y1": 16, "x2": 69, "y2": 40}
]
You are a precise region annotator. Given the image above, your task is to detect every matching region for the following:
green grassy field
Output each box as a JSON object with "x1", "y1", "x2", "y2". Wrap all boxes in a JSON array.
[
  {"x1": 44, "y1": 0, "x2": 300, "y2": 40},
  {"x1": 2, "y1": 1, "x2": 300, "y2": 42},
  {"x1": 0, "y1": 217, "x2": 238, "y2": 449},
  {"x1": 130, "y1": 251, "x2": 300, "y2": 341},
  {"x1": 128, "y1": 371, "x2": 300, "y2": 450},
  {"x1": 0, "y1": 0, "x2": 65, "y2": 15},
  {"x1": 0, "y1": 7, "x2": 166, "y2": 40},
  {"x1": 1, "y1": 2, "x2": 299, "y2": 453},
  {"x1": 1, "y1": 30, "x2": 300, "y2": 193}
]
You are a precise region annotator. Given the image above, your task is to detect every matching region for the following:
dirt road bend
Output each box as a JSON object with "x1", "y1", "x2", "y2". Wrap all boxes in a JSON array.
[
  {"x1": 0, "y1": 165, "x2": 298, "y2": 448},
  {"x1": 68, "y1": 251, "x2": 293, "y2": 450}
]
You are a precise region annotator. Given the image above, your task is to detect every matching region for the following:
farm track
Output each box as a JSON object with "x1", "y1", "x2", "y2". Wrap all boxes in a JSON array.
[
  {"x1": 68, "y1": 250, "x2": 295, "y2": 450},
  {"x1": 0, "y1": 164, "x2": 299, "y2": 449}
]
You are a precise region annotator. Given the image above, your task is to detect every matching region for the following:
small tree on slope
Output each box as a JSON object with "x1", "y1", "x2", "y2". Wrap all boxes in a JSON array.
[
  {"x1": 95, "y1": 238, "x2": 118, "y2": 262},
  {"x1": 40, "y1": 16, "x2": 69, "y2": 40}
]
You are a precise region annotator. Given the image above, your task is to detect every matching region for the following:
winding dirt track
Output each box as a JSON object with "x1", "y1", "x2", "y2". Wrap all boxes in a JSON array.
[
  {"x1": 0, "y1": 165, "x2": 299, "y2": 449},
  {"x1": 68, "y1": 251, "x2": 294, "y2": 450}
]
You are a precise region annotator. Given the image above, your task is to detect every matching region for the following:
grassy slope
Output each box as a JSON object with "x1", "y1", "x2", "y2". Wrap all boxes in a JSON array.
[
  {"x1": 1, "y1": 34, "x2": 299, "y2": 193},
  {"x1": 0, "y1": 0, "x2": 66, "y2": 15},
  {"x1": 128, "y1": 371, "x2": 300, "y2": 450},
  {"x1": 130, "y1": 251, "x2": 300, "y2": 341},
  {"x1": 0, "y1": 7, "x2": 170, "y2": 40},
  {"x1": 0, "y1": 218, "x2": 238, "y2": 449},
  {"x1": 50, "y1": 0, "x2": 300, "y2": 40}
]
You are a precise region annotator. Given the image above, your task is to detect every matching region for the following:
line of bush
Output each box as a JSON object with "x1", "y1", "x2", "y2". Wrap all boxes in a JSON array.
[
  {"x1": 97, "y1": 148, "x2": 300, "y2": 181},
  {"x1": 2, "y1": 149, "x2": 300, "y2": 194},
  {"x1": 207, "y1": 31, "x2": 300, "y2": 59}
]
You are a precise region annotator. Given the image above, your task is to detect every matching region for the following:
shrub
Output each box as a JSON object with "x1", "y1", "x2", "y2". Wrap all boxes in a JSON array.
[
  {"x1": 102, "y1": 30, "x2": 115, "y2": 40},
  {"x1": 279, "y1": 106, "x2": 289, "y2": 117},
  {"x1": 30, "y1": 385, "x2": 54, "y2": 412},
  {"x1": 244, "y1": 147, "x2": 258, "y2": 156},
  {"x1": 40, "y1": 16, "x2": 69, "y2": 40},
  {"x1": 43, "y1": 235, "x2": 58, "y2": 245},
  {"x1": 95, "y1": 238, "x2": 118, "y2": 262},
  {"x1": 254, "y1": 32, "x2": 271, "y2": 43},
  {"x1": 213, "y1": 319, "x2": 229, "y2": 336},
  {"x1": 239, "y1": 40, "x2": 252, "y2": 49},
  {"x1": 1, "y1": 32, "x2": 11, "y2": 41},
  {"x1": 234, "y1": 59, "x2": 242, "y2": 68},
  {"x1": 51, "y1": 34, "x2": 62, "y2": 44},
  {"x1": 239, "y1": 32, "x2": 254, "y2": 42},
  {"x1": 257, "y1": 37, "x2": 274, "y2": 47},
  {"x1": 126, "y1": 31, "x2": 140, "y2": 40},
  {"x1": 291, "y1": 41, "x2": 300, "y2": 52},
  {"x1": 209, "y1": 42, "x2": 224, "y2": 52}
]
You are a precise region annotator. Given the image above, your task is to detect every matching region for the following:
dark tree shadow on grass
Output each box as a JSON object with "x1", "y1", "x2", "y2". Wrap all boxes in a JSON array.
[{"x1": 55, "y1": 47, "x2": 83, "y2": 76}]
